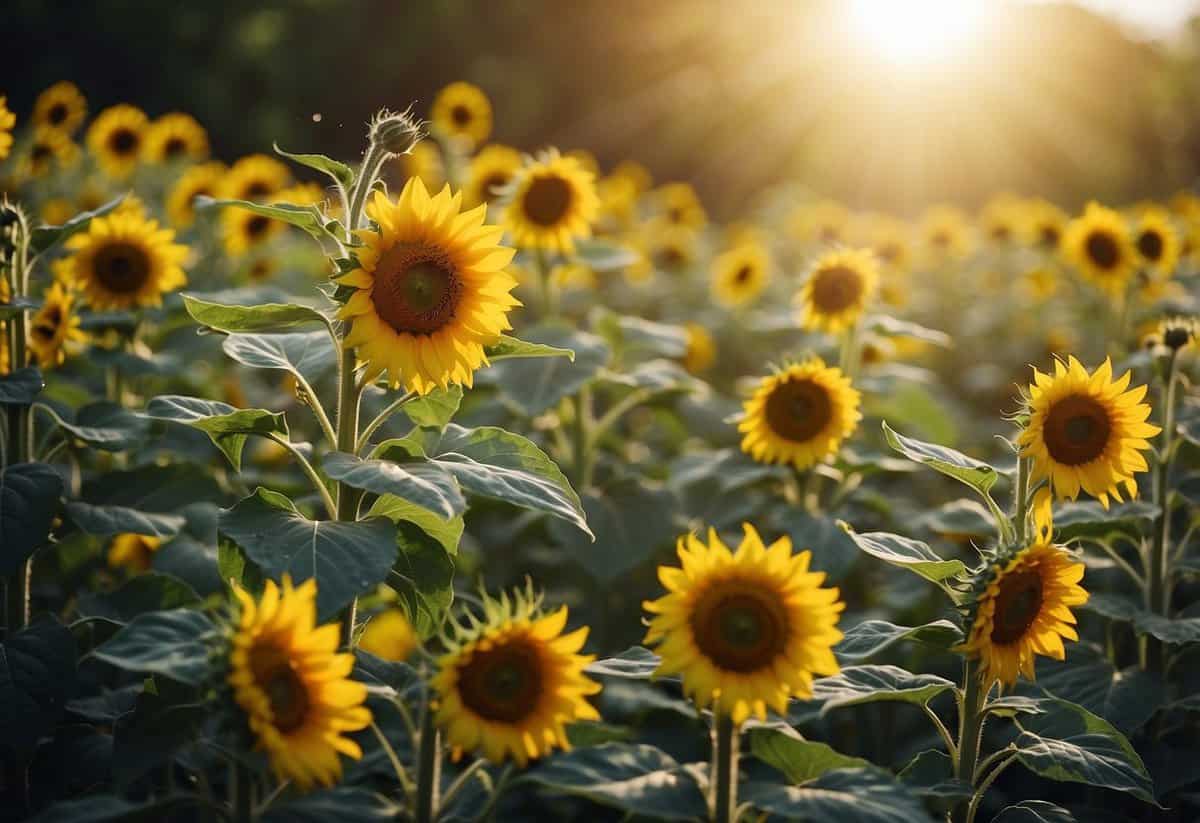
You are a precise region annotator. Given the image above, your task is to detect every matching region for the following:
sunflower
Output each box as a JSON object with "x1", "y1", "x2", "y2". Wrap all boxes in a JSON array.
[
  {"x1": 87, "y1": 104, "x2": 149, "y2": 179},
  {"x1": 919, "y1": 205, "x2": 972, "y2": 262},
  {"x1": 960, "y1": 542, "x2": 1088, "y2": 688},
  {"x1": 24, "y1": 126, "x2": 80, "y2": 178},
  {"x1": 222, "y1": 206, "x2": 286, "y2": 256},
  {"x1": 399, "y1": 140, "x2": 445, "y2": 191},
  {"x1": 979, "y1": 194, "x2": 1022, "y2": 244},
  {"x1": 28, "y1": 282, "x2": 87, "y2": 369},
  {"x1": 596, "y1": 173, "x2": 639, "y2": 229},
  {"x1": 503, "y1": 150, "x2": 599, "y2": 254},
  {"x1": 142, "y1": 112, "x2": 209, "y2": 164},
  {"x1": 229, "y1": 577, "x2": 371, "y2": 791},
  {"x1": 1062, "y1": 202, "x2": 1137, "y2": 296},
  {"x1": 863, "y1": 214, "x2": 912, "y2": 273},
  {"x1": 63, "y1": 212, "x2": 189, "y2": 310},
  {"x1": 738, "y1": 358, "x2": 861, "y2": 469},
  {"x1": 611, "y1": 160, "x2": 653, "y2": 194},
  {"x1": 1131, "y1": 207, "x2": 1180, "y2": 279},
  {"x1": 221, "y1": 154, "x2": 291, "y2": 202},
  {"x1": 1018, "y1": 356, "x2": 1160, "y2": 508},
  {"x1": 337, "y1": 179, "x2": 520, "y2": 394},
  {"x1": 712, "y1": 242, "x2": 770, "y2": 308},
  {"x1": 106, "y1": 533, "x2": 161, "y2": 574},
  {"x1": 167, "y1": 162, "x2": 226, "y2": 227},
  {"x1": 682, "y1": 322, "x2": 716, "y2": 374},
  {"x1": 463, "y1": 144, "x2": 522, "y2": 209},
  {"x1": 432, "y1": 589, "x2": 600, "y2": 766},
  {"x1": 358, "y1": 607, "x2": 419, "y2": 662},
  {"x1": 1026, "y1": 199, "x2": 1068, "y2": 251},
  {"x1": 553, "y1": 262, "x2": 597, "y2": 291},
  {"x1": 41, "y1": 198, "x2": 75, "y2": 226},
  {"x1": 32, "y1": 82, "x2": 87, "y2": 134},
  {"x1": 644, "y1": 524, "x2": 844, "y2": 724},
  {"x1": 654, "y1": 182, "x2": 707, "y2": 231},
  {"x1": 0, "y1": 97, "x2": 14, "y2": 161},
  {"x1": 430, "y1": 81, "x2": 492, "y2": 147},
  {"x1": 797, "y1": 248, "x2": 879, "y2": 333}
]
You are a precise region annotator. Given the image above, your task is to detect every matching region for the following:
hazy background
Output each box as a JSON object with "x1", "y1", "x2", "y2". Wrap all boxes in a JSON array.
[{"x1": 6, "y1": 0, "x2": 1200, "y2": 217}]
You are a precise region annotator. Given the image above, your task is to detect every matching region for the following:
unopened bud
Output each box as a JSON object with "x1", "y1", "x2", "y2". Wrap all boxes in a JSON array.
[{"x1": 369, "y1": 108, "x2": 424, "y2": 158}]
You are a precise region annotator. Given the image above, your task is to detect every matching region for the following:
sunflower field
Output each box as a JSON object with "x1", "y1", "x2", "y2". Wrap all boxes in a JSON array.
[{"x1": 3, "y1": 2, "x2": 1200, "y2": 822}]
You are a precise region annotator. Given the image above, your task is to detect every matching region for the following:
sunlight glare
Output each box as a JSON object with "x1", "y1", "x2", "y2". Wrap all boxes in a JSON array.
[{"x1": 849, "y1": 0, "x2": 988, "y2": 65}]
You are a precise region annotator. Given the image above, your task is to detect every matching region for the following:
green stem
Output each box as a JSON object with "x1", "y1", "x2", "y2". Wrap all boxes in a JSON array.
[
  {"x1": 335, "y1": 344, "x2": 363, "y2": 648},
  {"x1": 232, "y1": 759, "x2": 255, "y2": 823},
  {"x1": 1012, "y1": 456, "x2": 1030, "y2": 546},
  {"x1": 572, "y1": 386, "x2": 594, "y2": 490},
  {"x1": 921, "y1": 701, "x2": 957, "y2": 759},
  {"x1": 965, "y1": 752, "x2": 1017, "y2": 823},
  {"x1": 265, "y1": 433, "x2": 336, "y2": 518},
  {"x1": 711, "y1": 713, "x2": 739, "y2": 823},
  {"x1": 4, "y1": 211, "x2": 32, "y2": 639},
  {"x1": 953, "y1": 661, "x2": 988, "y2": 823},
  {"x1": 355, "y1": 391, "x2": 415, "y2": 454},
  {"x1": 416, "y1": 699, "x2": 442, "y2": 823},
  {"x1": 1143, "y1": 349, "x2": 1179, "y2": 674},
  {"x1": 535, "y1": 247, "x2": 557, "y2": 320},
  {"x1": 293, "y1": 372, "x2": 338, "y2": 450},
  {"x1": 838, "y1": 318, "x2": 863, "y2": 379},
  {"x1": 345, "y1": 141, "x2": 389, "y2": 240}
]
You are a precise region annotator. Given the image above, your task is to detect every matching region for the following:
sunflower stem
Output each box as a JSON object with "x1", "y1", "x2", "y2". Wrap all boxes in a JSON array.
[
  {"x1": 346, "y1": 141, "x2": 389, "y2": 240},
  {"x1": 952, "y1": 661, "x2": 988, "y2": 823},
  {"x1": 335, "y1": 337, "x2": 363, "y2": 648},
  {"x1": 535, "y1": 247, "x2": 557, "y2": 320},
  {"x1": 356, "y1": 390, "x2": 415, "y2": 454},
  {"x1": 415, "y1": 697, "x2": 442, "y2": 823},
  {"x1": 1143, "y1": 348, "x2": 1179, "y2": 675},
  {"x1": 711, "y1": 712, "x2": 739, "y2": 823},
  {"x1": 4, "y1": 208, "x2": 33, "y2": 641},
  {"x1": 1012, "y1": 456, "x2": 1030, "y2": 547},
  {"x1": 837, "y1": 318, "x2": 862, "y2": 380},
  {"x1": 965, "y1": 752, "x2": 1017, "y2": 823},
  {"x1": 232, "y1": 759, "x2": 255, "y2": 822},
  {"x1": 571, "y1": 386, "x2": 595, "y2": 490}
]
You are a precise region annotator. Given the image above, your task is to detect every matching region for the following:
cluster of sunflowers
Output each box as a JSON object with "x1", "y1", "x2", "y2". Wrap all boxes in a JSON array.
[{"x1": 1, "y1": 79, "x2": 1198, "y2": 823}]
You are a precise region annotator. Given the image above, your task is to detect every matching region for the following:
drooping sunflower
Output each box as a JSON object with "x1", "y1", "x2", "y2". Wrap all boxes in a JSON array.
[
  {"x1": 0, "y1": 97, "x2": 15, "y2": 161},
  {"x1": 682, "y1": 322, "x2": 716, "y2": 374},
  {"x1": 654, "y1": 182, "x2": 707, "y2": 231},
  {"x1": 644, "y1": 524, "x2": 844, "y2": 724},
  {"x1": 430, "y1": 81, "x2": 492, "y2": 147},
  {"x1": 221, "y1": 154, "x2": 291, "y2": 202},
  {"x1": 23, "y1": 126, "x2": 80, "y2": 178},
  {"x1": 167, "y1": 162, "x2": 226, "y2": 227},
  {"x1": 503, "y1": 150, "x2": 599, "y2": 254},
  {"x1": 1131, "y1": 207, "x2": 1180, "y2": 279},
  {"x1": 63, "y1": 212, "x2": 189, "y2": 310},
  {"x1": 337, "y1": 179, "x2": 520, "y2": 394},
  {"x1": 711, "y1": 242, "x2": 771, "y2": 308},
  {"x1": 106, "y1": 533, "x2": 161, "y2": 574},
  {"x1": 87, "y1": 104, "x2": 149, "y2": 179},
  {"x1": 358, "y1": 607, "x2": 419, "y2": 662},
  {"x1": 960, "y1": 542, "x2": 1088, "y2": 688},
  {"x1": 1062, "y1": 202, "x2": 1137, "y2": 296},
  {"x1": 229, "y1": 577, "x2": 371, "y2": 791},
  {"x1": 432, "y1": 589, "x2": 601, "y2": 766},
  {"x1": 797, "y1": 248, "x2": 879, "y2": 333},
  {"x1": 738, "y1": 358, "x2": 862, "y2": 469},
  {"x1": 142, "y1": 112, "x2": 209, "y2": 164},
  {"x1": 463, "y1": 143, "x2": 522, "y2": 209},
  {"x1": 789, "y1": 199, "x2": 850, "y2": 247},
  {"x1": 1017, "y1": 356, "x2": 1160, "y2": 508},
  {"x1": 919, "y1": 205, "x2": 972, "y2": 262},
  {"x1": 32, "y1": 81, "x2": 87, "y2": 134},
  {"x1": 28, "y1": 281, "x2": 87, "y2": 369}
]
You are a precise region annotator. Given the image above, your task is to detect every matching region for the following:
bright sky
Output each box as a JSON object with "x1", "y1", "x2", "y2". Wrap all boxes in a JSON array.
[{"x1": 1040, "y1": 0, "x2": 1200, "y2": 36}]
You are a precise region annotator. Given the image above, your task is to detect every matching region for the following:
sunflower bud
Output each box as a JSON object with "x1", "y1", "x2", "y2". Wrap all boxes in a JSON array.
[
  {"x1": 1160, "y1": 317, "x2": 1196, "y2": 352},
  {"x1": 368, "y1": 108, "x2": 423, "y2": 158}
]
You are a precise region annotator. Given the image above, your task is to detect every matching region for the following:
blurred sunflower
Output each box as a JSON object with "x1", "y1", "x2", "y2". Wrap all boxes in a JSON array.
[
  {"x1": 399, "y1": 139, "x2": 445, "y2": 191},
  {"x1": 979, "y1": 194, "x2": 1022, "y2": 244},
  {"x1": 167, "y1": 162, "x2": 226, "y2": 227},
  {"x1": 864, "y1": 214, "x2": 912, "y2": 274},
  {"x1": 644, "y1": 220, "x2": 700, "y2": 275},
  {"x1": 142, "y1": 112, "x2": 209, "y2": 164},
  {"x1": 24, "y1": 126, "x2": 79, "y2": 178},
  {"x1": 1018, "y1": 356, "x2": 1159, "y2": 508},
  {"x1": 711, "y1": 242, "x2": 770, "y2": 308},
  {"x1": 1131, "y1": 207, "x2": 1180, "y2": 279},
  {"x1": 595, "y1": 173, "x2": 639, "y2": 230},
  {"x1": 738, "y1": 358, "x2": 861, "y2": 469},
  {"x1": 432, "y1": 589, "x2": 600, "y2": 766},
  {"x1": 0, "y1": 97, "x2": 15, "y2": 160},
  {"x1": 41, "y1": 198, "x2": 74, "y2": 226},
  {"x1": 463, "y1": 143, "x2": 522, "y2": 209},
  {"x1": 610, "y1": 159, "x2": 652, "y2": 194},
  {"x1": 229, "y1": 577, "x2": 371, "y2": 791},
  {"x1": 682, "y1": 323, "x2": 716, "y2": 374},
  {"x1": 358, "y1": 607, "x2": 419, "y2": 662},
  {"x1": 106, "y1": 533, "x2": 161, "y2": 573},
  {"x1": 1062, "y1": 203, "x2": 1136, "y2": 296},
  {"x1": 503, "y1": 150, "x2": 598, "y2": 254},
  {"x1": 797, "y1": 248, "x2": 878, "y2": 333},
  {"x1": 222, "y1": 154, "x2": 291, "y2": 202},
  {"x1": 222, "y1": 208, "x2": 285, "y2": 256},
  {"x1": 1026, "y1": 199, "x2": 1068, "y2": 251},
  {"x1": 431, "y1": 81, "x2": 492, "y2": 147},
  {"x1": 918, "y1": 205, "x2": 972, "y2": 262},
  {"x1": 87, "y1": 104, "x2": 149, "y2": 179},
  {"x1": 789, "y1": 199, "x2": 850, "y2": 247},
  {"x1": 64, "y1": 212, "x2": 189, "y2": 310},
  {"x1": 28, "y1": 281, "x2": 86, "y2": 369},
  {"x1": 654, "y1": 182, "x2": 707, "y2": 230},
  {"x1": 644, "y1": 524, "x2": 843, "y2": 724},
  {"x1": 552, "y1": 262, "x2": 597, "y2": 291},
  {"x1": 337, "y1": 179, "x2": 520, "y2": 394},
  {"x1": 31, "y1": 82, "x2": 87, "y2": 134}
]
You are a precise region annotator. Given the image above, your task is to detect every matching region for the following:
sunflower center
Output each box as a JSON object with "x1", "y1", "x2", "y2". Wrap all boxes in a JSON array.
[
  {"x1": 990, "y1": 568, "x2": 1044, "y2": 644},
  {"x1": 93, "y1": 242, "x2": 152, "y2": 294},
  {"x1": 991, "y1": 224, "x2": 1011, "y2": 241},
  {"x1": 656, "y1": 247, "x2": 685, "y2": 269},
  {"x1": 481, "y1": 173, "x2": 509, "y2": 202},
  {"x1": 245, "y1": 181, "x2": 272, "y2": 200},
  {"x1": 1043, "y1": 393, "x2": 1111, "y2": 465},
  {"x1": 878, "y1": 243, "x2": 900, "y2": 264},
  {"x1": 32, "y1": 307, "x2": 62, "y2": 342},
  {"x1": 164, "y1": 137, "x2": 188, "y2": 158},
  {"x1": 818, "y1": 225, "x2": 840, "y2": 244},
  {"x1": 691, "y1": 580, "x2": 789, "y2": 672},
  {"x1": 734, "y1": 265, "x2": 753, "y2": 284},
  {"x1": 1136, "y1": 230, "x2": 1163, "y2": 262},
  {"x1": 931, "y1": 230, "x2": 950, "y2": 247},
  {"x1": 31, "y1": 144, "x2": 51, "y2": 164},
  {"x1": 372, "y1": 246, "x2": 462, "y2": 336},
  {"x1": 253, "y1": 646, "x2": 310, "y2": 733},
  {"x1": 451, "y1": 104, "x2": 472, "y2": 127},
  {"x1": 522, "y1": 175, "x2": 573, "y2": 226},
  {"x1": 1085, "y1": 231, "x2": 1119, "y2": 270},
  {"x1": 246, "y1": 215, "x2": 272, "y2": 238},
  {"x1": 109, "y1": 128, "x2": 139, "y2": 156},
  {"x1": 1039, "y1": 225, "x2": 1060, "y2": 247},
  {"x1": 764, "y1": 378, "x2": 833, "y2": 443},
  {"x1": 48, "y1": 102, "x2": 68, "y2": 125},
  {"x1": 810, "y1": 265, "x2": 863, "y2": 314},
  {"x1": 457, "y1": 639, "x2": 543, "y2": 723}
]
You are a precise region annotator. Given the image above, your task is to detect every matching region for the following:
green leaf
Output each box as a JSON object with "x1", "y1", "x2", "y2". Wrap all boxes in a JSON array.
[
  {"x1": 1020, "y1": 646, "x2": 1166, "y2": 735},
  {"x1": 917, "y1": 499, "x2": 996, "y2": 540},
  {"x1": 897, "y1": 749, "x2": 973, "y2": 800},
  {"x1": 398, "y1": 385, "x2": 462, "y2": 428},
  {"x1": 387, "y1": 521, "x2": 455, "y2": 637},
  {"x1": 835, "y1": 619, "x2": 963, "y2": 663},
  {"x1": 1132, "y1": 612, "x2": 1200, "y2": 644},
  {"x1": 322, "y1": 452, "x2": 465, "y2": 520},
  {"x1": 586, "y1": 646, "x2": 661, "y2": 679},
  {"x1": 882, "y1": 420, "x2": 1001, "y2": 496},
  {"x1": 218, "y1": 488, "x2": 397, "y2": 620},
  {"x1": 27, "y1": 795, "x2": 205, "y2": 823},
  {"x1": 574, "y1": 239, "x2": 642, "y2": 271},
  {"x1": 261, "y1": 788, "x2": 400, "y2": 822},
  {"x1": 0, "y1": 462, "x2": 62, "y2": 574},
  {"x1": 76, "y1": 573, "x2": 201, "y2": 624},
  {"x1": 182, "y1": 293, "x2": 330, "y2": 334},
  {"x1": 113, "y1": 682, "x2": 205, "y2": 788},
  {"x1": 741, "y1": 768, "x2": 929, "y2": 823},
  {"x1": 593, "y1": 310, "x2": 688, "y2": 357},
  {"x1": 93, "y1": 609, "x2": 217, "y2": 686},
  {"x1": 842, "y1": 528, "x2": 967, "y2": 585},
  {"x1": 750, "y1": 727, "x2": 871, "y2": 783},
  {"x1": 1052, "y1": 501, "x2": 1159, "y2": 542},
  {"x1": 0, "y1": 295, "x2": 41, "y2": 319},
  {"x1": 992, "y1": 800, "x2": 1077, "y2": 822},
  {"x1": 521, "y1": 743, "x2": 707, "y2": 821},
  {"x1": 194, "y1": 195, "x2": 332, "y2": 243},
  {"x1": 483, "y1": 324, "x2": 609, "y2": 416},
  {"x1": 867, "y1": 315, "x2": 953, "y2": 347},
  {"x1": 222, "y1": 331, "x2": 337, "y2": 385},
  {"x1": 548, "y1": 477, "x2": 677, "y2": 579},
  {"x1": 144, "y1": 395, "x2": 288, "y2": 470},
  {"x1": 0, "y1": 617, "x2": 76, "y2": 762},
  {"x1": 1014, "y1": 697, "x2": 1157, "y2": 805},
  {"x1": 0, "y1": 367, "x2": 43, "y2": 405},
  {"x1": 29, "y1": 195, "x2": 124, "y2": 254},
  {"x1": 777, "y1": 510, "x2": 862, "y2": 582},
  {"x1": 41, "y1": 401, "x2": 152, "y2": 452},
  {"x1": 364, "y1": 494, "x2": 463, "y2": 556},
  {"x1": 484, "y1": 333, "x2": 576, "y2": 362},
  {"x1": 274, "y1": 142, "x2": 355, "y2": 189},
  {"x1": 812, "y1": 665, "x2": 957, "y2": 714}
]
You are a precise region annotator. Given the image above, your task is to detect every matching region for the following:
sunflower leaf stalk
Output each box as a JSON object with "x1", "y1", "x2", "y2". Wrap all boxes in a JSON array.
[
  {"x1": 952, "y1": 660, "x2": 988, "y2": 823},
  {"x1": 1143, "y1": 346, "x2": 1180, "y2": 674},
  {"x1": 415, "y1": 696, "x2": 442, "y2": 823},
  {"x1": 711, "y1": 712, "x2": 739, "y2": 823}
]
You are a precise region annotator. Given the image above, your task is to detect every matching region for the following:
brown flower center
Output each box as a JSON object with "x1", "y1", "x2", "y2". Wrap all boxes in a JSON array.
[
  {"x1": 457, "y1": 638, "x2": 543, "y2": 723},
  {"x1": 1136, "y1": 229, "x2": 1163, "y2": 262},
  {"x1": 931, "y1": 230, "x2": 950, "y2": 248},
  {"x1": 990, "y1": 224, "x2": 1011, "y2": 241},
  {"x1": 164, "y1": 137, "x2": 189, "y2": 159},
  {"x1": 1039, "y1": 225, "x2": 1060, "y2": 248},
  {"x1": 1085, "y1": 231, "x2": 1119, "y2": 270},
  {"x1": 31, "y1": 143, "x2": 52, "y2": 166},
  {"x1": 877, "y1": 243, "x2": 901, "y2": 264},
  {"x1": 93, "y1": 241, "x2": 152, "y2": 294},
  {"x1": 109, "y1": 128, "x2": 139, "y2": 157},
  {"x1": 764, "y1": 378, "x2": 832, "y2": 443},
  {"x1": 371, "y1": 245, "x2": 462, "y2": 335},
  {"x1": 522, "y1": 175, "x2": 573, "y2": 227},
  {"x1": 733, "y1": 265, "x2": 753, "y2": 284},
  {"x1": 818, "y1": 225, "x2": 841, "y2": 244},
  {"x1": 691, "y1": 578, "x2": 789, "y2": 672},
  {"x1": 244, "y1": 181, "x2": 273, "y2": 201},
  {"x1": 810, "y1": 265, "x2": 864, "y2": 314},
  {"x1": 253, "y1": 645, "x2": 310, "y2": 733},
  {"x1": 990, "y1": 567, "x2": 1044, "y2": 644},
  {"x1": 480, "y1": 173, "x2": 509, "y2": 202},
  {"x1": 1042, "y1": 393, "x2": 1111, "y2": 466},
  {"x1": 32, "y1": 306, "x2": 62, "y2": 342},
  {"x1": 656, "y1": 246, "x2": 685, "y2": 270},
  {"x1": 48, "y1": 102, "x2": 68, "y2": 125},
  {"x1": 245, "y1": 215, "x2": 272, "y2": 239},
  {"x1": 451, "y1": 104, "x2": 472, "y2": 127}
]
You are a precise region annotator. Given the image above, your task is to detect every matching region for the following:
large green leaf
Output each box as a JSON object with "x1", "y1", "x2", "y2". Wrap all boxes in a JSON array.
[
  {"x1": 835, "y1": 619, "x2": 963, "y2": 662},
  {"x1": 364, "y1": 494, "x2": 463, "y2": 555},
  {"x1": 1019, "y1": 646, "x2": 1166, "y2": 735},
  {"x1": 749, "y1": 727, "x2": 871, "y2": 784},
  {"x1": 0, "y1": 462, "x2": 62, "y2": 574},
  {"x1": 387, "y1": 521, "x2": 454, "y2": 637},
  {"x1": 41, "y1": 401, "x2": 152, "y2": 452},
  {"x1": 0, "y1": 367, "x2": 43, "y2": 405},
  {"x1": 812, "y1": 665, "x2": 957, "y2": 714},
  {"x1": 194, "y1": 196, "x2": 332, "y2": 243},
  {"x1": 843, "y1": 528, "x2": 967, "y2": 585},
  {"x1": 741, "y1": 768, "x2": 929, "y2": 823},
  {"x1": 482, "y1": 324, "x2": 610, "y2": 416},
  {"x1": 484, "y1": 334, "x2": 575, "y2": 362},
  {"x1": 1131, "y1": 612, "x2": 1200, "y2": 645},
  {"x1": 992, "y1": 801, "x2": 1077, "y2": 822},
  {"x1": 29, "y1": 195, "x2": 123, "y2": 254},
  {"x1": 0, "y1": 618, "x2": 76, "y2": 762},
  {"x1": 274, "y1": 142, "x2": 355, "y2": 189},
  {"x1": 144, "y1": 395, "x2": 288, "y2": 470},
  {"x1": 323, "y1": 451, "x2": 464, "y2": 520},
  {"x1": 261, "y1": 788, "x2": 400, "y2": 822},
  {"x1": 574, "y1": 239, "x2": 642, "y2": 272},
  {"x1": 66, "y1": 501, "x2": 185, "y2": 538},
  {"x1": 398, "y1": 385, "x2": 462, "y2": 429},
  {"x1": 1053, "y1": 501, "x2": 1159, "y2": 542},
  {"x1": 777, "y1": 510, "x2": 862, "y2": 582},
  {"x1": 882, "y1": 420, "x2": 1001, "y2": 496},
  {"x1": 93, "y1": 610, "x2": 217, "y2": 686},
  {"x1": 76, "y1": 573, "x2": 201, "y2": 624},
  {"x1": 586, "y1": 646, "x2": 661, "y2": 679},
  {"x1": 218, "y1": 487, "x2": 397, "y2": 620},
  {"x1": 897, "y1": 749, "x2": 973, "y2": 800},
  {"x1": 112, "y1": 681, "x2": 206, "y2": 788},
  {"x1": 222, "y1": 330, "x2": 337, "y2": 385},
  {"x1": 182, "y1": 293, "x2": 330, "y2": 334}
]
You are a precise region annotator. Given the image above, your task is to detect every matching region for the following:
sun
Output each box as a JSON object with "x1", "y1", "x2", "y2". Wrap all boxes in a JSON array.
[{"x1": 849, "y1": 0, "x2": 987, "y2": 65}]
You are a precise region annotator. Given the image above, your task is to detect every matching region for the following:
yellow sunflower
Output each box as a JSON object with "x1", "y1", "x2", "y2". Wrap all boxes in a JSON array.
[
  {"x1": 797, "y1": 248, "x2": 879, "y2": 333},
  {"x1": 63, "y1": 212, "x2": 189, "y2": 310},
  {"x1": 41, "y1": 199, "x2": 74, "y2": 226},
  {"x1": 24, "y1": 126, "x2": 80, "y2": 178},
  {"x1": 738, "y1": 358, "x2": 862, "y2": 470},
  {"x1": 596, "y1": 173, "x2": 640, "y2": 229},
  {"x1": 960, "y1": 542, "x2": 1088, "y2": 688},
  {"x1": 611, "y1": 159, "x2": 652, "y2": 194},
  {"x1": 32, "y1": 81, "x2": 87, "y2": 134},
  {"x1": 28, "y1": 281, "x2": 87, "y2": 369},
  {"x1": 654, "y1": 182, "x2": 707, "y2": 231},
  {"x1": 167, "y1": 162, "x2": 226, "y2": 227},
  {"x1": 919, "y1": 205, "x2": 972, "y2": 262},
  {"x1": 642, "y1": 220, "x2": 700, "y2": 276},
  {"x1": 358, "y1": 607, "x2": 419, "y2": 662},
  {"x1": 106, "y1": 533, "x2": 161, "y2": 574},
  {"x1": 1062, "y1": 203, "x2": 1137, "y2": 296},
  {"x1": 1131, "y1": 207, "x2": 1180, "y2": 279},
  {"x1": 222, "y1": 207, "x2": 286, "y2": 256},
  {"x1": 503, "y1": 150, "x2": 599, "y2": 254},
  {"x1": 864, "y1": 214, "x2": 912, "y2": 274},
  {"x1": 337, "y1": 178, "x2": 520, "y2": 394},
  {"x1": 0, "y1": 97, "x2": 15, "y2": 161},
  {"x1": 1026, "y1": 199, "x2": 1068, "y2": 251},
  {"x1": 221, "y1": 154, "x2": 291, "y2": 202},
  {"x1": 399, "y1": 140, "x2": 445, "y2": 191},
  {"x1": 142, "y1": 112, "x2": 209, "y2": 164},
  {"x1": 644, "y1": 524, "x2": 844, "y2": 724},
  {"x1": 463, "y1": 143, "x2": 522, "y2": 209},
  {"x1": 789, "y1": 199, "x2": 850, "y2": 247},
  {"x1": 1018, "y1": 356, "x2": 1160, "y2": 508},
  {"x1": 229, "y1": 577, "x2": 371, "y2": 791},
  {"x1": 430, "y1": 81, "x2": 492, "y2": 147},
  {"x1": 432, "y1": 590, "x2": 600, "y2": 766},
  {"x1": 87, "y1": 104, "x2": 149, "y2": 179},
  {"x1": 682, "y1": 322, "x2": 716, "y2": 374},
  {"x1": 712, "y1": 242, "x2": 771, "y2": 308},
  {"x1": 979, "y1": 194, "x2": 1023, "y2": 244}
]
